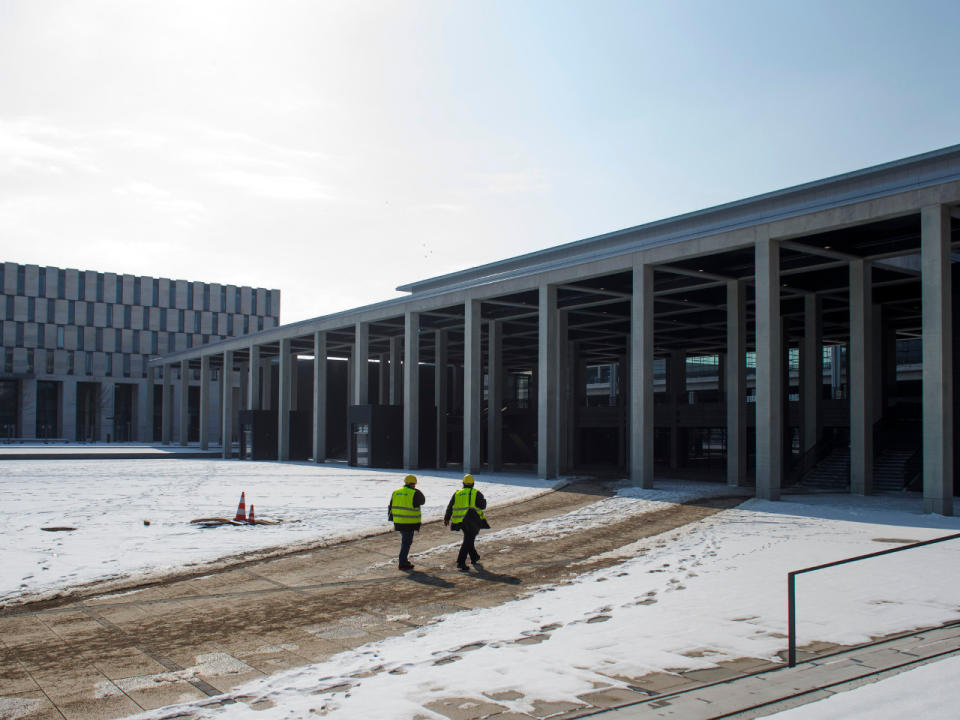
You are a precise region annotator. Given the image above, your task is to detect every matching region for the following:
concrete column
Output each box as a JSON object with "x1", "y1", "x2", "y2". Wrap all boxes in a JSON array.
[
  {"x1": 100, "y1": 380, "x2": 115, "y2": 442},
  {"x1": 278, "y1": 338, "x2": 292, "y2": 461},
  {"x1": 161, "y1": 364, "x2": 172, "y2": 445},
  {"x1": 565, "y1": 339, "x2": 578, "y2": 472},
  {"x1": 199, "y1": 355, "x2": 210, "y2": 450},
  {"x1": 378, "y1": 353, "x2": 389, "y2": 405},
  {"x1": 63, "y1": 377, "x2": 77, "y2": 441},
  {"x1": 248, "y1": 345, "x2": 260, "y2": 410},
  {"x1": 179, "y1": 359, "x2": 189, "y2": 446},
  {"x1": 487, "y1": 321, "x2": 503, "y2": 472},
  {"x1": 403, "y1": 311, "x2": 420, "y2": 469},
  {"x1": 137, "y1": 375, "x2": 150, "y2": 442},
  {"x1": 314, "y1": 331, "x2": 327, "y2": 463},
  {"x1": 347, "y1": 348, "x2": 355, "y2": 410},
  {"x1": 20, "y1": 378, "x2": 37, "y2": 439},
  {"x1": 389, "y1": 336, "x2": 402, "y2": 405},
  {"x1": 630, "y1": 263, "x2": 655, "y2": 488},
  {"x1": 289, "y1": 352, "x2": 299, "y2": 411},
  {"x1": 755, "y1": 236, "x2": 782, "y2": 500},
  {"x1": 464, "y1": 301, "x2": 482, "y2": 473},
  {"x1": 221, "y1": 351, "x2": 234, "y2": 458},
  {"x1": 355, "y1": 322, "x2": 369, "y2": 405},
  {"x1": 557, "y1": 311, "x2": 570, "y2": 474},
  {"x1": 434, "y1": 329, "x2": 448, "y2": 469},
  {"x1": 538, "y1": 284, "x2": 558, "y2": 479},
  {"x1": 850, "y1": 259, "x2": 874, "y2": 494},
  {"x1": 801, "y1": 294, "x2": 822, "y2": 456},
  {"x1": 921, "y1": 204, "x2": 953, "y2": 515},
  {"x1": 726, "y1": 279, "x2": 747, "y2": 486}
]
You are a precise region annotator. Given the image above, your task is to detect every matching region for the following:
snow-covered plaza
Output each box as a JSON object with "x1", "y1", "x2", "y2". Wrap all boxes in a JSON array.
[
  {"x1": 1, "y1": 458, "x2": 560, "y2": 606},
  {"x1": 3, "y1": 458, "x2": 960, "y2": 719}
]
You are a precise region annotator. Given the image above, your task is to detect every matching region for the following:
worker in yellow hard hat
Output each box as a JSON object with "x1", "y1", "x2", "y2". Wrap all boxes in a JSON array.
[
  {"x1": 388, "y1": 474, "x2": 425, "y2": 571},
  {"x1": 443, "y1": 474, "x2": 490, "y2": 571}
]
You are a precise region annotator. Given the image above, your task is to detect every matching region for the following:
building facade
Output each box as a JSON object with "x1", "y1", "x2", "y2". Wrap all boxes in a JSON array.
[
  {"x1": 153, "y1": 145, "x2": 960, "y2": 515},
  {"x1": 0, "y1": 262, "x2": 280, "y2": 442}
]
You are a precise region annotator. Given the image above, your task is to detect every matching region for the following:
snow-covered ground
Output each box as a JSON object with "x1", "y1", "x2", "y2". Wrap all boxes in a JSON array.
[
  {"x1": 0, "y1": 442, "x2": 216, "y2": 455},
  {"x1": 6, "y1": 459, "x2": 959, "y2": 719},
  {"x1": 129, "y1": 488, "x2": 960, "y2": 720},
  {"x1": 1, "y1": 459, "x2": 559, "y2": 605}
]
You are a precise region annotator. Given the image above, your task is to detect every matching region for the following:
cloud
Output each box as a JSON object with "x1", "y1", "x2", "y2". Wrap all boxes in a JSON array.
[
  {"x1": 0, "y1": 119, "x2": 100, "y2": 175},
  {"x1": 112, "y1": 180, "x2": 206, "y2": 227},
  {"x1": 208, "y1": 169, "x2": 338, "y2": 201}
]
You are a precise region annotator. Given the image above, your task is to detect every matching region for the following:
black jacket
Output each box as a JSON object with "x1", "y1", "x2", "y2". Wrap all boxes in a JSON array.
[
  {"x1": 444, "y1": 487, "x2": 489, "y2": 532},
  {"x1": 388, "y1": 486, "x2": 425, "y2": 531}
]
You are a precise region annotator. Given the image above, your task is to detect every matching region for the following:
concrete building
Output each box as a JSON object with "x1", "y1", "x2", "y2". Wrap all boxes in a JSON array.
[
  {"x1": 153, "y1": 145, "x2": 960, "y2": 514},
  {"x1": 0, "y1": 263, "x2": 280, "y2": 443}
]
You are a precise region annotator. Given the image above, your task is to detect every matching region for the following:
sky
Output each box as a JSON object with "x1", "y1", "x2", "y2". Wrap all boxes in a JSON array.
[{"x1": 1, "y1": 1, "x2": 958, "y2": 324}]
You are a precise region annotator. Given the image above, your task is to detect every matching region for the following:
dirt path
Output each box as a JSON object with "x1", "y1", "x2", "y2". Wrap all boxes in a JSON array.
[{"x1": 0, "y1": 483, "x2": 744, "y2": 719}]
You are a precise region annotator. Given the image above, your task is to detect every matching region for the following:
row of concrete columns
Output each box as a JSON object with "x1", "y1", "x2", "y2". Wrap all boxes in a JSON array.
[
  {"x1": 157, "y1": 351, "x2": 237, "y2": 458},
  {"x1": 626, "y1": 208, "x2": 953, "y2": 516},
  {"x1": 153, "y1": 204, "x2": 954, "y2": 514}
]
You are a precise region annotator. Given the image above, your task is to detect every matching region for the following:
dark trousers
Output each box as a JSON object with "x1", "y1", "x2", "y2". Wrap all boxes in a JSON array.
[
  {"x1": 398, "y1": 529, "x2": 415, "y2": 565},
  {"x1": 457, "y1": 528, "x2": 480, "y2": 566}
]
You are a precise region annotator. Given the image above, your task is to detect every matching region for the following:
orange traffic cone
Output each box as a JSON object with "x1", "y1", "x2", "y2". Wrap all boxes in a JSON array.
[
  {"x1": 247, "y1": 504, "x2": 256, "y2": 525},
  {"x1": 233, "y1": 492, "x2": 247, "y2": 522}
]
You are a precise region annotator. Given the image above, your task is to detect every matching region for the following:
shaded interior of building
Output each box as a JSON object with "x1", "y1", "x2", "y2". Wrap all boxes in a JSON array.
[
  {"x1": 158, "y1": 211, "x2": 960, "y2": 491},
  {"x1": 0, "y1": 378, "x2": 140, "y2": 442}
]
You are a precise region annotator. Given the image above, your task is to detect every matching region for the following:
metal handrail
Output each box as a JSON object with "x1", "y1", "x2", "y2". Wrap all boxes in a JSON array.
[{"x1": 787, "y1": 531, "x2": 960, "y2": 666}]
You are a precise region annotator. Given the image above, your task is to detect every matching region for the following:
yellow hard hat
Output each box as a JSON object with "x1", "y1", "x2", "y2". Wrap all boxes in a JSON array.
[
  {"x1": 462, "y1": 474, "x2": 475, "y2": 486},
  {"x1": 404, "y1": 474, "x2": 417, "y2": 485}
]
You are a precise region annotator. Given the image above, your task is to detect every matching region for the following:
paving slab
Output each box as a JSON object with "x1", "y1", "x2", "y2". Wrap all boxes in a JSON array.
[
  {"x1": 112, "y1": 675, "x2": 210, "y2": 711},
  {"x1": 89, "y1": 647, "x2": 169, "y2": 680},
  {"x1": 0, "y1": 692, "x2": 63, "y2": 720},
  {"x1": 425, "y1": 696, "x2": 510, "y2": 720}
]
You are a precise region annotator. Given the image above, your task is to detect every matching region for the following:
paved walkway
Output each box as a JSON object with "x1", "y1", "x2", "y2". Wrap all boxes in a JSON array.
[{"x1": 577, "y1": 623, "x2": 960, "y2": 719}]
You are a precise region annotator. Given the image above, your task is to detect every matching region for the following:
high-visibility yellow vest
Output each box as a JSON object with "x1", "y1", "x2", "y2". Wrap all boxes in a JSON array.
[
  {"x1": 451, "y1": 487, "x2": 486, "y2": 525},
  {"x1": 390, "y1": 486, "x2": 421, "y2": 525}
]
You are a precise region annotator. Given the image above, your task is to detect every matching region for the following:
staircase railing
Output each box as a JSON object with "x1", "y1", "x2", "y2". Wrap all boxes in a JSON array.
[
  {"x1": 787, "y1": 532, "x2": 960, "y2": 666},
  {"x1": 902, "y1": 447, "x2": 922, "y2": 490}
]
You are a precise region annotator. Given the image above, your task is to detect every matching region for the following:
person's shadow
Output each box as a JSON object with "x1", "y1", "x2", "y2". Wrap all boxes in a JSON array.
[
  {"x1": 401, "y1": 571, "x2": 455, "y2": 588},
  {"x1": 470, "y1": 566, "x2": 521, "y2": 585}
]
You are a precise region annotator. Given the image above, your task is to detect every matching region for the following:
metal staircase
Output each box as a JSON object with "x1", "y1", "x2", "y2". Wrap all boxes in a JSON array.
[{"x1": 798, "y1": 446, "x2": 850, "y2": 490}]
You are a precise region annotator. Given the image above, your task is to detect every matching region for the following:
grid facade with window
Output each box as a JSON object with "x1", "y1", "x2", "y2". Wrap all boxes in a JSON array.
[{"x1": 0, "y1": 262, "x2": 280, "y2": 441}]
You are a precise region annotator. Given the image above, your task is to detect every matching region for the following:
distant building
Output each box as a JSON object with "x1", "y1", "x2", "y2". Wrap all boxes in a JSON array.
[{"x1": 0, "y1": 262, "x2": 280, "y2": 442}]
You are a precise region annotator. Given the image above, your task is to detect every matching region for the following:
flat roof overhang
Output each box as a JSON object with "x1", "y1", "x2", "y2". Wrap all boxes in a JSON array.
[{"x1": 150, "y1": 144, "x2": 960, "y2": 369}]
